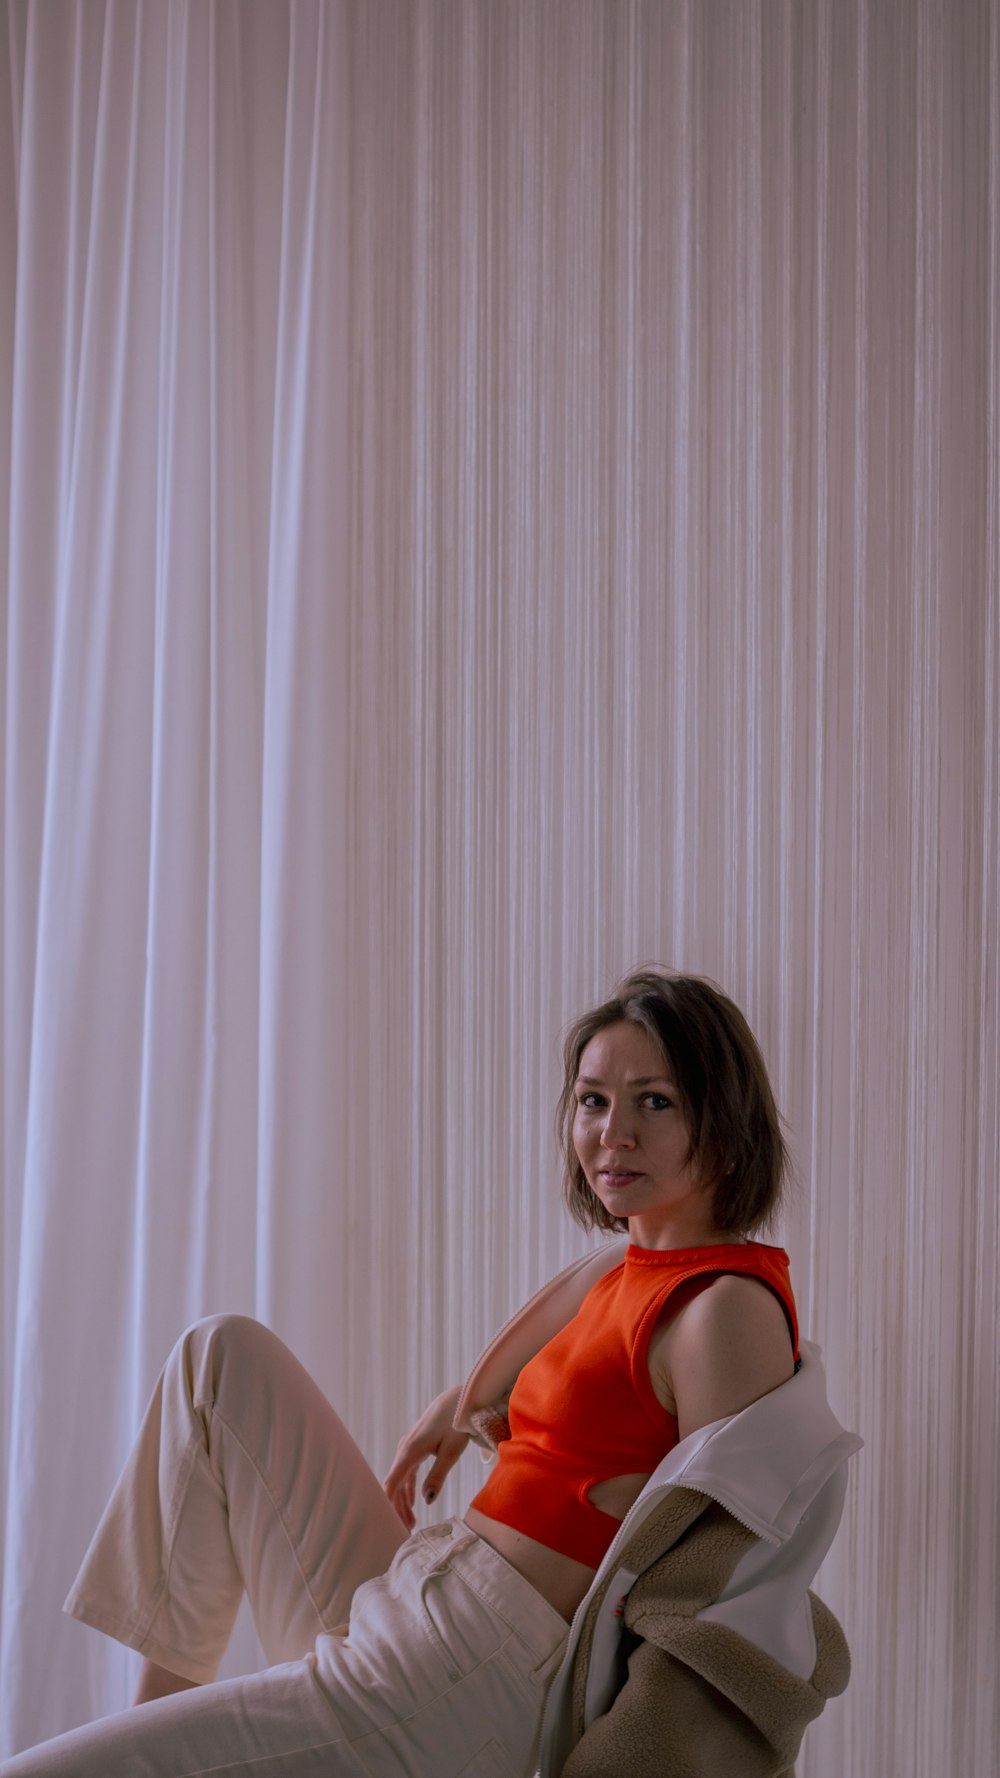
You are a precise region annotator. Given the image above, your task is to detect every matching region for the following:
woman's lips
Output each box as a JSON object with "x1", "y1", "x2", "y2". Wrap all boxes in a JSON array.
[{"x1": 600, "y1": 1170, "x2": 642, "y2": 1186}]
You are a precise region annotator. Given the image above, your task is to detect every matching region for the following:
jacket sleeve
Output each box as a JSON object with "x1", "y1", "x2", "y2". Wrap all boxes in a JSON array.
[
  {"x1": 560, "y1": 1635, "x2": 794, "y2": 1778},
  {"x1": 557, "y1": 1498, "x2": 851, "y2": 1778},
  {"x1": 560, "y1": 1602, "x2": 850, "y2": 1778}
]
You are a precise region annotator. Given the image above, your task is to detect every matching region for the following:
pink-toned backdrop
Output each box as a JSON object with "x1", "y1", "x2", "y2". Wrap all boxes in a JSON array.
[{"x1": 1, "y1": 3, "x2": 996, "y2": 1772}]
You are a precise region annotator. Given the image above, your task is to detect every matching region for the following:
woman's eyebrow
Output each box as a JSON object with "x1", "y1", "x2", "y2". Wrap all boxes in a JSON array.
[{"x1": 576, "y1": 1074, "x2": 672, "y2": 1087}]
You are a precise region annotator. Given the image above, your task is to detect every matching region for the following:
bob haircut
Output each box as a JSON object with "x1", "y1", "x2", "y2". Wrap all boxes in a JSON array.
[{"x1": 556, "y1": 967, "x2": 790, "y2": 1238}]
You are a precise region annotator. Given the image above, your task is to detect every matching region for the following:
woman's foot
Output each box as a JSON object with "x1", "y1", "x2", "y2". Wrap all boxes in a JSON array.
[{"x1": 134, "y1": 1658, "x2": 201, "y2": 1704}]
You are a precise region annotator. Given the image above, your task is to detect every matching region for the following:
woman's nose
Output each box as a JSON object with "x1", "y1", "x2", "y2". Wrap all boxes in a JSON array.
[{"x1": 601, "y1": 1104, "x2": 636, "y2": 1148}]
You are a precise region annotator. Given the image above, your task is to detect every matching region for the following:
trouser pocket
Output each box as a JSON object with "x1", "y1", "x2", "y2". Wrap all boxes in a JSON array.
[{"x1": 417, "y1": 1561, "x2": 510, "y2": 1684}]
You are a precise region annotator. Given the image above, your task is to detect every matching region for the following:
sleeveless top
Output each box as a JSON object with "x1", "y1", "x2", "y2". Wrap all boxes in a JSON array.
[{"x1": 469, "y1": 1240, "x2": 799, "y2": 1568}]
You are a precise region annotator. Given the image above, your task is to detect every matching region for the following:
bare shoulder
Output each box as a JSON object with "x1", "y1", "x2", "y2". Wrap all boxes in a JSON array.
[{"x1": 649, "y1": 1272, "x2": 795, "y2": 1440}]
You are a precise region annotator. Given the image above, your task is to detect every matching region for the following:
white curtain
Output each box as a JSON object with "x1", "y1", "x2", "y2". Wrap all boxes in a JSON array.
[
  {"x1": 0, "y1": 0, "x2": 357, "y2": 1743},
  {"x1": 2, "y1": 3, "x2": 998, "y2": 1774}
]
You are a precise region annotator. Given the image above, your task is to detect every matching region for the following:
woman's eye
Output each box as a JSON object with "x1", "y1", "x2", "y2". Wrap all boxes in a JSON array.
[
  {"x1": 576, "y1": 1093, "x2": 604, "y2": 1110},
  {"x1": 642, "y1": 1093, "x2": 673, "y2": 1111}
]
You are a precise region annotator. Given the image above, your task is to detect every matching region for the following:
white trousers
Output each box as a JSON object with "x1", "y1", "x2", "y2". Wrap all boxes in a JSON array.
[{"x1": 1, "y1": 1316, "x2": 567, "y2": 1778}]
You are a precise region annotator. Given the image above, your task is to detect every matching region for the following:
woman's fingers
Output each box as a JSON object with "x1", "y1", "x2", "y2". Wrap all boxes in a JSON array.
[
  {"x1": 383, "y1": 1436, "x2": 428, "y2": 1504},
  {"x1": 392, "y1": 1483, "x2": 415, "y2": 1531},
  {"x1": 420, "y1": 1430, "x2": 470, "y2": 1504},
  {"x1": 384, "y1": 1478, "x2": 414, "y2": 1530}
]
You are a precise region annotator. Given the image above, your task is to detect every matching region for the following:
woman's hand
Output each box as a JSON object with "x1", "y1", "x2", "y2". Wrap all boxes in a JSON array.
[{"x1": 383, "y1": 1385, "x2": 471, "y2": 1530}]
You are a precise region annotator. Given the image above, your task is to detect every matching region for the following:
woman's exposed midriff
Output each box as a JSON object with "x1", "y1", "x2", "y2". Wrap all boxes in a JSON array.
[{"x1": 463, "y1": 1507, "x2": 599, "y2": 1622}]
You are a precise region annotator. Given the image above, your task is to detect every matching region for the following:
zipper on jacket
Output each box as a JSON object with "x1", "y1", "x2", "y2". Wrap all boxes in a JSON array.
[{"x1": 578, "y1": 1474, "x2": 781, "y2": 1619}]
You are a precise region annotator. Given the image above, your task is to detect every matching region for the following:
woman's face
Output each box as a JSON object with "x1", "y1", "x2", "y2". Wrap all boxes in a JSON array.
[{"x1": 572, "y1": 1020, "x2": 720, "y2": 1249}]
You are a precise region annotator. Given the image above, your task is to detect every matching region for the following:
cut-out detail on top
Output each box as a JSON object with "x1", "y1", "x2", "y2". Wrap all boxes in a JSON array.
[{"x1": 586, "y1": 1472, "x2": 652, "y2": 1521}]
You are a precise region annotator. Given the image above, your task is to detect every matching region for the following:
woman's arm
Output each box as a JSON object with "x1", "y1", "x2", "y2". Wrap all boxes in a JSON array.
[
  {"x1": 648, "y1": 1274, "x2": 795, "y2": 1441},
  {"x1": 385, "y1": 1240, "x2": 630, "y2": 1529},
  {"x1": 454, "y1": 1238, "x2": 629, "y2": 1435}
]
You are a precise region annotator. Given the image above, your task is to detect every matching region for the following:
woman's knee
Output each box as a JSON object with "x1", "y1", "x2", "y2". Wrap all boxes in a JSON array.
[
  {"x1": 170, "y1": 1313, "x2": 293, "y2": 1410},
  {"x1": 183, "y1": 1311, "x2": 271, "y2": 1353}
]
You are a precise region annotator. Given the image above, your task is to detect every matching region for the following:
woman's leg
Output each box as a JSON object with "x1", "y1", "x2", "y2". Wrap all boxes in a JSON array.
[
  {"x1": 0, "y1": 1660, "x2": 366, "y2": 1777},
  {"x1": 134, "y1": 1662, "x2": 199, "y2": 1703},
  {"x1": 3, "y1": 1524, "x2": 568, "y2": 1778},
  {"x1": 63, "y1": 1314, "x2": 407, "y2": 1683}
]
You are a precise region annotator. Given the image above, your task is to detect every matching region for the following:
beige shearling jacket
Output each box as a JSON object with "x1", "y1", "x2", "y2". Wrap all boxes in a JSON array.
[{"x1": 455, "y1": 1241, "x2": 862, "y2": 1778}]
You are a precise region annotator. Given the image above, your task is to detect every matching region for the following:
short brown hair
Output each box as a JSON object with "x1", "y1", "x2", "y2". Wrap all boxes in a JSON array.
[{"x1": 556, "y1": 967, "x2": 790, "y2": 1237}]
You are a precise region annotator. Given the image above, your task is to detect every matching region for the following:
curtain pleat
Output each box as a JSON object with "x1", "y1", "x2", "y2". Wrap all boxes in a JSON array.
[{"x1": 1, "y1": 4, "x2": 997, "y2": 1773}]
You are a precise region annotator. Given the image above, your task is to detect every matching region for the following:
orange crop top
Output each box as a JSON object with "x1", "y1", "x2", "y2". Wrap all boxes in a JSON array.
[{"x1": 469, "y1": 1241, "x2": 799, "y2": 1568}]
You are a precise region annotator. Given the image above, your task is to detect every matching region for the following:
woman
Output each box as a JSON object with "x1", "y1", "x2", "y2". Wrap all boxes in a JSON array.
[{"x1": 1, "y1": 969, "x2": 858, "y2": 1777}]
